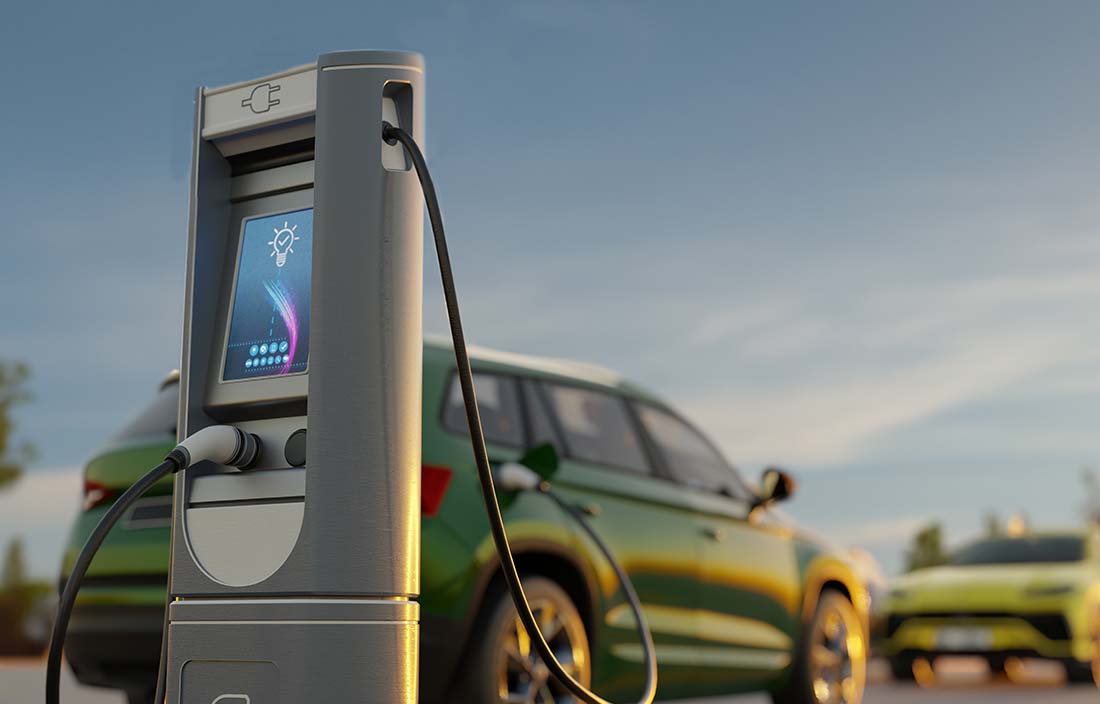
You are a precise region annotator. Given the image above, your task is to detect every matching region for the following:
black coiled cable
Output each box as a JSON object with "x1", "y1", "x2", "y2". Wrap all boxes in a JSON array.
[
  {"x1": 46, "y1": 458, "x2": 181, "y2": 704},
  {"x1": 383, "y1": 121, "x2": 658, "y2": 704}
]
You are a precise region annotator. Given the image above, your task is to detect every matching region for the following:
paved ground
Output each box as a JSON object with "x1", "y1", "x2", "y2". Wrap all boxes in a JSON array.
[{"x1": 4, "y1": 658, "x2": 1098, "y2": 703}]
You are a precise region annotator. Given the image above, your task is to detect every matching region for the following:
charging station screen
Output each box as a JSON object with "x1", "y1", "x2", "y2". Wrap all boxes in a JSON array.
[{"x1": 223, "y1": 208, "x2": 312, "y2": 381}]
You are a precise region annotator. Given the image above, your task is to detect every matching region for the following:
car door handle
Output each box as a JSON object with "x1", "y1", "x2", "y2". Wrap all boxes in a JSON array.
[
  {"x1": 577, "y1": 502, "x2": 602, "y2": 518},
  {"x1": 702, "y1": 526, "x2": 725, "y2": 542}
]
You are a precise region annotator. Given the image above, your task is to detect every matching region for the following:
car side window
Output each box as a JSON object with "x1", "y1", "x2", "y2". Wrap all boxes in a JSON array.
[
  {"x1": 542, "y1": 383, "x2": 650, "y2": 474},
  {"x1": 637, "y1": 404, "x2": 744, "y2": 497},
  {"x1": 442, "y1": 372, "x2": 524, "y2": 447},
  {"x1": 520, "y1": 378, "x2": 565, "y2": 454}
]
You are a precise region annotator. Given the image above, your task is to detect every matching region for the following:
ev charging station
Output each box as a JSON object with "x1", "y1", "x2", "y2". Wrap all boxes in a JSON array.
[
  {"x1": 169, "y1": 51, "x2": 424, "y2": 703},
  {"x1": 48, "y1": 46, "x2": 654, "y2": 704}
]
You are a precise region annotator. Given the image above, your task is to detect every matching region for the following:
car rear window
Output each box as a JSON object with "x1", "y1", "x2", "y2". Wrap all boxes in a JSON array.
[
  {"x1": 950, "y1": 536, "x2": 1085, "y2": 565},
  {"x1": 542, "y1": 383, "x2": 649, "y2": 474},
  {"x1": 442, "y1": 372, "x2": 524, "y2": 447},
  {"x1": 113, "y1": 382, "x2": 179, "y2": 441}
]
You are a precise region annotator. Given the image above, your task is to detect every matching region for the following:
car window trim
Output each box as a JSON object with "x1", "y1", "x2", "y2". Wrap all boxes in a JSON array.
[
  {"x1": 518, "y1": 376, "x2": 566, "y2": 454},
  {"x1": 534, "y1": 378, "x2": 754, "y2": 504},
  {"x1": 623, "y1": 398, "x2": 676, "y2": 484},
  {"x1": 534, "y1": 378, "x2": 657, "y2": 478},
  {"x1": 439, "y1": 369, "x2": 527, "y2": 451},
  {"x1": 631, "y1": 400, "x2": 753, "y2": 500}
]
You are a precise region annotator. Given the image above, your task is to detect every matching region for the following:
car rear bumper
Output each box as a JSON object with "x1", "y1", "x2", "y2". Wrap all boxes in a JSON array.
[
  {"x1": 66, "y1": 604, "x2": 164, "y2": 693},
  {"x1": 419, "y1": 613, "x2": 468, "y2": 704}
]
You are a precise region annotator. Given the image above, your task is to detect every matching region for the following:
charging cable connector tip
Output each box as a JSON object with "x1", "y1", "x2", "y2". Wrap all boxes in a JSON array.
[
  {"x1": 171, "y1": 425, "x2": 262, "y2": 471},
  {"x1": 493, "y1": 462, "x2": 542, "y2": 493}
]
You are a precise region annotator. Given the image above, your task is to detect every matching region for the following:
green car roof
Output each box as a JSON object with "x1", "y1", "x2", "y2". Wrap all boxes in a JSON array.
[{"x1": 424, "y1": 336, "x2": 666, "y2": 406}]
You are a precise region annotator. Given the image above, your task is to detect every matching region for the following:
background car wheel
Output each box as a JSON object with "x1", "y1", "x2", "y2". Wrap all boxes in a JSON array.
[
  {"x1": 1064, "y1": 660, "x2": 1099, "y2": 687},
  {"x1": 773, "y1": 590, "x2": 866, "y2": 704},
  {"x1": 1066, "y1": 613, "x2": 1100, "y2": 686},
  {"x1": 986, "y1": 656, "x2": 1007, "y2": 678},
  {"x1": 458, "y1": 576, "x2": 591, "y2": 704},
  {"x1": 888, "y1": 656, "x2": 916, "y2": 682}
]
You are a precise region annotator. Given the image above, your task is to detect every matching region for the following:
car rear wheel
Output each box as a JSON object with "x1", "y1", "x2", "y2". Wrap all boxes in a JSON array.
[
  {"x1": 887, "y1": 656, "x2": 916, "y2": 682},
  {"x1": 458, "y1": 576, "x2": 591, "y2": 704},
  {"x1": 1064, "y1": 630, "x2": 1100, "y2": 689},
  {"x1": 774, "y1": 590, "x2": 866, "y2": 704},
  {"x1": 1064, "y1": 661, "x2": 1099, "y2": 686},
  {"x1": 126, "y1": 689, "x2": 154, "y2": 704},
  {"x1": 986, "y1": 656, "x2": 1007, "y2": 678}
]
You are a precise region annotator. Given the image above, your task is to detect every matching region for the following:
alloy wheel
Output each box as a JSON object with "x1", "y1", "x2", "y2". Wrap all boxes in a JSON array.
[
  {"x1": 494, "y1": 594, "x2": 591, "y2": 704},
  {"x1": 808, "y1": 593, "x2": 866, "y2": 704}
]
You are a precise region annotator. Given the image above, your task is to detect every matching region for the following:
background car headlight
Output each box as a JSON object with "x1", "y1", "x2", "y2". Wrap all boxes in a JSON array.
[{"x1": 1024, "y1": 584, "x2": 1075, "y2": 597}]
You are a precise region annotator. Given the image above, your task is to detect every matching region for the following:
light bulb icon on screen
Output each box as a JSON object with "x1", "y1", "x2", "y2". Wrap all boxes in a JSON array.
[{"x1": 268, "y1": 221, "x2": 300, "y2": 267}]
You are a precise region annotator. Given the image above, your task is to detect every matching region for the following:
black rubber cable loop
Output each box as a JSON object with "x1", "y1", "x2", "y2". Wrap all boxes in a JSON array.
[
  {"x1": 383, "y1": 121, "x2": 657, "y2": 704},
  {"x1": 46, "y1": 458, "x2": 180, "y2": 704}
]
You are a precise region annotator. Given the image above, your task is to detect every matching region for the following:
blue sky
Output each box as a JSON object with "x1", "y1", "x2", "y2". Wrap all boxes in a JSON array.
[{"x1": 4, "y1": 1, "x2": 1100, "y2": 576}]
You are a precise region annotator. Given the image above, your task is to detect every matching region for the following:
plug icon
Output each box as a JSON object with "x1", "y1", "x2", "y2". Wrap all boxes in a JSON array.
[{"x1": 241, "y1": 83, "x2": 281, "y2": 114}]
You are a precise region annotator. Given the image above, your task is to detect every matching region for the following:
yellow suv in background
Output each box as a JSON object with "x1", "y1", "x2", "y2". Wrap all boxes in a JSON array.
[{"x1": 881, "y1": 528, "x2": 1100, "y2": 686}]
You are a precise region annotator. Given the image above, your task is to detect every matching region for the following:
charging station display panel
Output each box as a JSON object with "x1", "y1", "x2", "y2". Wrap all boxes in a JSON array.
[{"x1": 223, "y1": 208, "x2": 313, "y2": 381}]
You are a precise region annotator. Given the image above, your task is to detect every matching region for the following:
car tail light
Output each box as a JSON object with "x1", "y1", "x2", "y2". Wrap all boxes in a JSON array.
[
  {"x1": 421, "y1": 465, "x2": 453, "y2": 517},
  {"x1": 82, "y1": 478, "x2": 119, "y2": 511}
]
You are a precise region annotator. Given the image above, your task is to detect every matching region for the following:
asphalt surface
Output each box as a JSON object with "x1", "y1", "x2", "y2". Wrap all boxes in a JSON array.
[{"x1": 3, "y1": 658, "x2": 1098, "y2": 703}]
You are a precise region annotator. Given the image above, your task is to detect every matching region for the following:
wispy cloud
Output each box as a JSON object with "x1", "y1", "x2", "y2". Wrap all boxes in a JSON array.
[
  {"x1": 692, "y1": 323, "x2": 1076, "y2": 467},
  {"x1": 640, "y1": 212, "x2": 1100, "y2": 464},
  {"x1": 828, "y1": 514, "x2": 933, "y2": 548}
]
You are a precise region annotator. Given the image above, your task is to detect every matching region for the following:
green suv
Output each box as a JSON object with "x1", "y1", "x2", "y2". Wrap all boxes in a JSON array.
[{"x1": 61, "y1": 339, "x2": 868, "y2": 704}]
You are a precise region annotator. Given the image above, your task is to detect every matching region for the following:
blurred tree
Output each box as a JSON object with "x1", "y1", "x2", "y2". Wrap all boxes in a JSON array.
[
  {"x1": 1, "y1": 537, "x2": 27, "y2": 591},
  {"x1": 982, "y1": 511, "x2": 1003, "y2": 537},
  {"x1": 1082, "y1": 467, "x2": 1100, "y2": 525},
  {"x1": 904, "y1": 522, "x2": 947, "y2": 572},
  {"x1": 0, "y1": 539, "x2": 50, "y2": 655},
  {"x1": 0, "y1": 361, "x2": 33, "y2": 490},
  {"x1": 0, "y1": 537, "x2": 40, "y2": 655}
]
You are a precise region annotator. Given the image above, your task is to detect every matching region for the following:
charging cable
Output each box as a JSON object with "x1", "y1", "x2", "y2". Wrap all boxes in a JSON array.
[
  {"x1": 383, "y1": 121, "x2": 658, "y2": 704},
  {"x1": 45, "y1": 425, "x2": 261, "y2": 704}
]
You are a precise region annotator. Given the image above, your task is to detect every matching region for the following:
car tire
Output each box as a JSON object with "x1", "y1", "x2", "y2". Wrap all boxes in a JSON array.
[
  {"x1": 1064, "y1": 660, "x2": 1099, "y2": 687},
  {"x1": 888, "y1": 656, "x2": 917, "y2": 682},
  {"x1": 986, "y1": 656, "x2": 1007, "y2": 678},
  {"x1": 456, "y1": 576, "x2": 592, "y2": 704},
  {"x1": 126, "y1": 689, "x2": 154, "y2": 704},
  {"x1": 773, "y1": 590, "x2": 867, "y2": 704}
]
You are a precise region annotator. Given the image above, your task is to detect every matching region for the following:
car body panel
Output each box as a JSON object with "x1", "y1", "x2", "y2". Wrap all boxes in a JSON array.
[
  {"x1": 551, "y1": 455, "x2": 708, "y2": 699},
  {"x1": 689, "y1": 491, "x2": 802, "y2": 693},
  {"x1": 798, "y1": 548, "x2": 872, "y2": 627},
  {"x1": 82, "y1": 439, "x2": 175, "y2": 495}
]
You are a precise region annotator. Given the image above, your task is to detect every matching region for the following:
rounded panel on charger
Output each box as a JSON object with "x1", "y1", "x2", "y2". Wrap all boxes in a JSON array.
[
  {"x1": 183, "y1": 463, "x2": 306, "y2": 587},
  {"x1": 184, "y1": 500, "x2": 304, "y2": 587}
]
